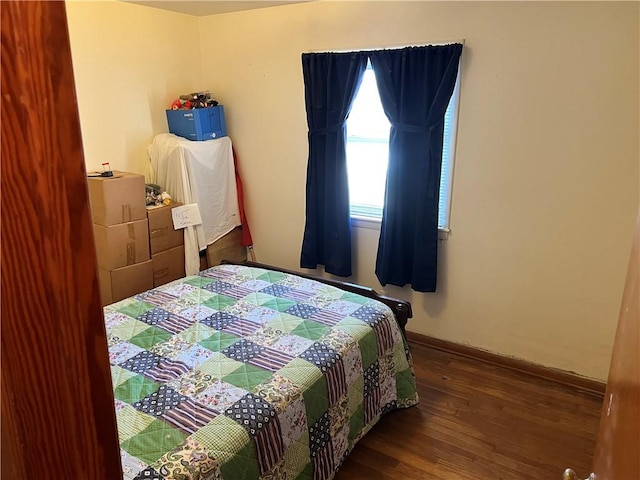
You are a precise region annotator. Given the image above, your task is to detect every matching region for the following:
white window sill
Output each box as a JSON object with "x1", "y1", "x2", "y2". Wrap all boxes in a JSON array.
[{"x1": 351, "y1": 215, "x2": 450, "y2": 240}]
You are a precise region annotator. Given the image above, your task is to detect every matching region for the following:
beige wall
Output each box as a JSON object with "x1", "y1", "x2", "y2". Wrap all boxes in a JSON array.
[
  {"x1": 198, "y1": 1, "x2": 639, "y2": 380},
  {"x1": 66, "y1": 0, "x2": 202, "y2": 175},
  {"x1": 67, "y1": 1, "x2": 639, "y2": 380}
]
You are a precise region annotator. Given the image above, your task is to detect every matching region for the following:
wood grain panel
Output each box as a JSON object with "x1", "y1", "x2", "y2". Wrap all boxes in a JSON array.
[
  {"x1": 592, "y1": 210, "x2": 640, "y2": 479},
  {"x1": 1, "y1": 2, "x2": 122, "y2": 478}
]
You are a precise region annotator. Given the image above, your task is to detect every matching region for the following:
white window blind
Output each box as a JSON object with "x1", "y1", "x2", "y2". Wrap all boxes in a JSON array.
[{"x1": 439, "y1": 66, "x2": 461, "y2": 230}]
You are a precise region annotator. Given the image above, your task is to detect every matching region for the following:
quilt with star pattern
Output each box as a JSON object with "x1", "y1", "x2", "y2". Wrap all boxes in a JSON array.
[{"x1": 106, "y1": 264, "x2": 418, "y2": 480}]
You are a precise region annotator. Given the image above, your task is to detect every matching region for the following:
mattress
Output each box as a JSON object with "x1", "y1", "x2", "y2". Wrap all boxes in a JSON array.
[{"x1": 105, "y1": 264, "x2": 418, "y2": 479}]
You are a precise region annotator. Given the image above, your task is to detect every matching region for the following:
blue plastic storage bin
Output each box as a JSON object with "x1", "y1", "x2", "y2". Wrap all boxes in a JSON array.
[{"x1": 165, "y1": 105, "x2": 227, "y2": 141}]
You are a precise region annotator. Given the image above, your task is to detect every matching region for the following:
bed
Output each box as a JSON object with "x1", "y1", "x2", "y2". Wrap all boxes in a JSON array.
[{"x1": 105, "y1": 262, "x2": 419, "y2": 479}]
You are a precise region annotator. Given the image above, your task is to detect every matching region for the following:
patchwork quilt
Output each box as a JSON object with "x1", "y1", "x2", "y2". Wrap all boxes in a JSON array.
[{"x1": 105, "y1": 264, "x2": 418, "y2": 480}]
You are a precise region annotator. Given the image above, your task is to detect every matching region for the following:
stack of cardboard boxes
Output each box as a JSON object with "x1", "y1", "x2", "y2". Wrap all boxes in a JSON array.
[
  {"x1": 147, "y1": 203, "x2": 185, "y2": 288},
  {"x1": 88, "y1": 172, "x2": 153, "y2": 305},
  {"x1": 88, "y1": 172, "x2": 206, "y2": 305}
]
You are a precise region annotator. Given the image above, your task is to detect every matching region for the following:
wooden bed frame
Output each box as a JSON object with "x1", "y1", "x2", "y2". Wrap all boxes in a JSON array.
[{"x1": 221, "y1": 260, "x2": 413, "y2": 335}]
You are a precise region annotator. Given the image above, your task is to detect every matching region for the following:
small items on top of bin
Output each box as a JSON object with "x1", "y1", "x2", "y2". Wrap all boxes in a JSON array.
[{"x1": 170, "y1": 91, "x2": 218, "y2": 110}]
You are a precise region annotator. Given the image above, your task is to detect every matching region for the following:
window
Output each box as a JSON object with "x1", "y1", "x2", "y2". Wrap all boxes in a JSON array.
[{"x1": 346, "y1": 61, "x2": 461, "y2": 230}]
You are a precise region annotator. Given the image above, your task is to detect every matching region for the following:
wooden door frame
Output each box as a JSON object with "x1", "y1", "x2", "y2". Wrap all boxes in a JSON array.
[
  {"x1": 591, "y1": 209, "x2": 640, "y2": 479},
  {"x1": 1, "y1": 2, "x2": 122, "y2": 477}
]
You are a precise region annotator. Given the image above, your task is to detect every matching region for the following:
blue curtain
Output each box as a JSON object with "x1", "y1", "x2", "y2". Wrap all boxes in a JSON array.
[
  {"x1": 370, "y1": 44, "x2": 463, "y2": 292},
  {"x1": 300, "y1": 52, "x2": 368, "y2": 276}
]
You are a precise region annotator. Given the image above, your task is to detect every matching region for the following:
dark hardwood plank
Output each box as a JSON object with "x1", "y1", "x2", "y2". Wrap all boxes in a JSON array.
[
  {"x1": 0, "y1": 2, "x2": 121, "y2": 478},
  {"x1": 336, "y1": 342, "x2": 602, "y2": 480}
]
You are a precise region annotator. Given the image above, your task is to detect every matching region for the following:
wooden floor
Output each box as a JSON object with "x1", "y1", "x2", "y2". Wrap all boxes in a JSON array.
[{"x1": 336, "y1": 341, "x2": 603, "y2": 480}]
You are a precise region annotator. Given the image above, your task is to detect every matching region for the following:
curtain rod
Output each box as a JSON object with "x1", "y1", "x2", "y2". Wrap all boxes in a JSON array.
[{"x1": 306, "y1": 38, "x2": 465, "y2": 54}]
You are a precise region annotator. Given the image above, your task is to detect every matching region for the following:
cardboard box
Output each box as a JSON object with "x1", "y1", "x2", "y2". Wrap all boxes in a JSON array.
[
  {"x1": 87, "y1": 171, "x2": 146, "y2": 226},
  {"x1": 152, "y1": 245, "x2": 186, "y2": 287},
  {"x1": 165, "y1": 106, "x2": 227, "y2": 141},
  {"x1": 93, "y1": 219, "x2": 150, "y2": 270},
  {"x1": 206, "y1": 227, "x2": 247, "y2": 267},
  {"x1": 98, "y1": 260, "x2": 153, "y2": 305},
  {"x1": 147, "y1": 203, "x2": 185, "y2": 255}
]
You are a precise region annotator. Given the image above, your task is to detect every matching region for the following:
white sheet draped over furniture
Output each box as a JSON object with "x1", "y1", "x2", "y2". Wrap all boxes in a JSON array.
[{"x1": 149, "y1": 133, "x2": 241, "y2": 275}]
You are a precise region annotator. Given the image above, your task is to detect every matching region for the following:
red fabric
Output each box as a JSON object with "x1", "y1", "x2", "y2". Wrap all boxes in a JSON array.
[{"x1": 233, "y1": 147, "x2": 253, "y2": 247}]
